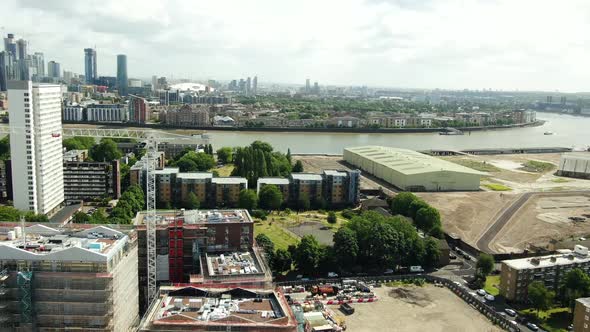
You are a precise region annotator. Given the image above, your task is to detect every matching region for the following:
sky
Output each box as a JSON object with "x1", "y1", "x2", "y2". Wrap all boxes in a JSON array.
[{"x1": 2, "y1": 0, "x2": 590, "y2": 91}]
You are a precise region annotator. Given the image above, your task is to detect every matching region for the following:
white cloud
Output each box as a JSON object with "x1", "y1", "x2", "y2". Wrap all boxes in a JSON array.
[{"x1": 2, "y1": 0, "x2": 589, "y2": 91}]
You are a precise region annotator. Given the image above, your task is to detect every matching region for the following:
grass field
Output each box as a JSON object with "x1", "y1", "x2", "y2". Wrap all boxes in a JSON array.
[
  {"x1": 521, "y1": 160, "x2": 556, "y2": 173},
  {"x1": 254, "y1": 219, "x2": 300, "y2": 250},
  {"x1": 483, "y1": 183, "x2": 512, "y2": 191},
  {"x1": 518, "y1": 307, "x2": 570, "y2": 332},
  {"x1": 444, "y1": 158, "x2": 501, "y2": 172},
  {"x1": 484, "y1": 275, "x2": 500, "y2": 296},
  {"x1": 211, "y1": 164, "x2": 235, "y2": 177}
]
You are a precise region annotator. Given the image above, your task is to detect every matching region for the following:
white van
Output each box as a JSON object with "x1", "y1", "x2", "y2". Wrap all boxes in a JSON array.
[{"x1": 410, "y1": 266, "x2": 424, "y2": 273}]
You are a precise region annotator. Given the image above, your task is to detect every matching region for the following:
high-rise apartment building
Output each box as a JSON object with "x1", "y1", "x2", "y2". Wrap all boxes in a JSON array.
[
  {"x1": 253, "y1": 75, "x2": 258, "y2": 94},
  {"x1": 0, "y1": 51, "x2": 16, "y2": 91},
  {"x1": 31, "y1": 52, "x2": 44, "y2": 78},
  {"x1": 84, "y1": 47, "x2": 97, "y2": 84},
  {"x1": 3, "y1": 34, "x2": 17, "y2": 56},
  {"x1": 246, "y1": 76, "x2": 251, "y2": 95},
  {"x1": 117, "y1": 54, "x2": 128, "y2": 96},
  {"x1": 8, "y1": 81, "x2": 64, "y2": 214},
  {"x1": 128, "y1": 94, "x2": 150, "y2": 123},
  {"x1": 16, "y1": 39, "x2": 27, "y2": 60},
  {"x1": 47, "y1": 61, "x2": 60, "y2": 78},
  {"x1": 305, "y1": 78, "x2": 310, "y2": 93}
]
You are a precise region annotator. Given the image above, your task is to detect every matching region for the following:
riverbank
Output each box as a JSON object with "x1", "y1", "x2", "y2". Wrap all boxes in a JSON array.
[{"x1": 62, "y1": 119, "x2": 544, "y2": 134}]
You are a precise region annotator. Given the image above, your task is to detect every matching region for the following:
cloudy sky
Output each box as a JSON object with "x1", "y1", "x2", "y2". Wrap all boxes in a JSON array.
[{"x1": 2, "y1": 0, "x2": 589, "y2": 91}]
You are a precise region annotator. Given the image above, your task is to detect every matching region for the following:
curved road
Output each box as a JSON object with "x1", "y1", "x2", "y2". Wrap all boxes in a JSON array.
[{"x1": 476, "y1": 190, "x2": 590, "y2": 253}]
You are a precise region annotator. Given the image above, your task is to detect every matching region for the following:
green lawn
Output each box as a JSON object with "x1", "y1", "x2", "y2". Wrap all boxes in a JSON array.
[
  {"x1": 211, "y1": 164, "x2": 235, "y2": 177},
  {"x1": 484, "y1": 275, "x2": 500, "y2": 296},
  {"x1": 521, "y1": 160, "x2": 556, "y2": 173},
  {"x1": 254, "y1": 219, "x2": 300, "y2": 251},
  {"x1": 518, "y1": 307, "x2": 570, "y2": 332},
  {"x1": 445, "y1": 159, "x2": 501, "y2": 172},
  {"x1": 483, "y1": 183, "x2": 512, "y2": 191}
]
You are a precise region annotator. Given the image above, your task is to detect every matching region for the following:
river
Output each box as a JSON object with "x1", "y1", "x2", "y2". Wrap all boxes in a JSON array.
[{"x1": 206, "y1": 112, "x2": 590, "y2": 154}]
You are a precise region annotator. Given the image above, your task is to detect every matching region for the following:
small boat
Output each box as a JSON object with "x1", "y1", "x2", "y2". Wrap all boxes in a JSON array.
[{"x1": 544, "y1": 131, "x2": 554, "y2": 135}]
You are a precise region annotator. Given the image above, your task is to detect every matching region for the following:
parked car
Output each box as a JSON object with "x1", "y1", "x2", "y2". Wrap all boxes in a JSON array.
[
  {"x1": 384, "y1": 269, "x2": 395, "y2": 275},
  {"x1": 449, "y1": 253, "x2": 457, "y2": 259},
  {"x1": 504, "y1": 308, "x2": 517, "y2": 317},
  {"x1": 526, "y1": 322, "x2": 539, "y2": 331},
  {"x1": 484, "y1": 294, "x2": 495, "y2": 302},
  {"x1": 410, "y1": 266, "x2": 424, "y2": 273},
  {"x1": 476, "y1": 289, "x2": 487, "y2": 296},
  {"x1": 340, "y1": 303, "x2": 354, "y2": 315},
  {"x1": 327, "y1": 272, "x2": 339, "y2": 278}
]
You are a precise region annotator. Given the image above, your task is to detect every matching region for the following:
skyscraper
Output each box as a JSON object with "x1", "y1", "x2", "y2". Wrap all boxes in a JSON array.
[
  {"x1": 47, "y1": 61, "x2": 60, "y2": 78},
  {"x1": 246, "y1": 76, "x2": 251, "y2": 95},
  {"x1": 32, "y1": 52, "x2": 45, "y2": 77},
  {"x1": 305, "y1": 78, "x2": 310, "y2": 93},
  {"x1": 252, "y1": 76, "x2": 258, "y2": 95},
  {"x1": 16, "y1": 39, "x2": 27, "y2": 60},
  {"x1": 117, "y1": 54, "x2": 128, "y2": 96},
  {"x1": 3, "y1": 34, "x2": 17, "y2": 56},
  {"x1": 151, "y1": 75, "x2": 157, "y2": 91},
  {"x1": 8, "y1": 80, "x2": 64, "y2": 214},
  {"x1": 0, "y1": 52, "x2": 14, "y2": 91},
  {"x1": 84, "y1": 48, "x2": 97, "y2": 84}
]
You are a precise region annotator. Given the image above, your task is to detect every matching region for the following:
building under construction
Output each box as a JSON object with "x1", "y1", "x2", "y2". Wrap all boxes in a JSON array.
[
  {"x1": 0, "y1": 224, "x2": 139, "y2": 331},
  {"x1": 138, "y1": 286, "x2": 297, "y2": 332},
  {"x1": 135, "y1": 209, "x2": 272, "y2": 312}
]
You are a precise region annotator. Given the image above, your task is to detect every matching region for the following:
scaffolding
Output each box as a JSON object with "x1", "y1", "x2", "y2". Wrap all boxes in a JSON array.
[{"x1": 17, "y1": 271, "x2": 33, "y2": 325}]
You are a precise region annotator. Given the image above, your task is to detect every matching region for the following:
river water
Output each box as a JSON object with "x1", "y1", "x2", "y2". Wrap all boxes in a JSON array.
[{"x1": 206, "y1": 113, "x2": 590, "y2": 154}]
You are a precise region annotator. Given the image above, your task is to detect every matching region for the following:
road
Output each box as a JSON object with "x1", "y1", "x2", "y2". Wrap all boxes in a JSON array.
[{"x1": 476, "y1": 192, "x2": 533, "y2": 253}]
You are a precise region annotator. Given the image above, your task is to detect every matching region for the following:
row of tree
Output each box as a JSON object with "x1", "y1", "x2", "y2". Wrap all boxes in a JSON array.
[
  {"x1": 232, "y1": 141, "x2": 292, "y2": 188},
  {"x1": 390, "y1": 192, "x2": 443, "y2": 238},
  {"x1": 527, "y1": 268, "x2": 590, "y2": 317},
  {"x1": 0, "y1": 206, "x2": 48, "y2": 222},
  {"x1": 256, "y1": 211, "x2": 440, "y2": 276},
  {"x1": 239, "y1": 184, "x2": 330, "y2": 212},
  {"x1": 169, "y1": 150, "x2": 216, "y2": 172}
]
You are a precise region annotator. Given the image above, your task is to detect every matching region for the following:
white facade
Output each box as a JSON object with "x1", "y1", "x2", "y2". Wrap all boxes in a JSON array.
[
  {"x1": 8, "y1": 81, "x2": 64, "y2": 214},
  {"x1": 63, "y1": 105, "x2": 84, "y2": 121},
  {"x1": 87, "y1": 104, "x2": 127, "y2": 122}
]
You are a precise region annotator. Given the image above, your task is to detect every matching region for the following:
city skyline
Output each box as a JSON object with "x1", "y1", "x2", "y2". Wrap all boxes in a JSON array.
[{"x1": 2, "y1": 0, "x2": 590, "y2": 92}]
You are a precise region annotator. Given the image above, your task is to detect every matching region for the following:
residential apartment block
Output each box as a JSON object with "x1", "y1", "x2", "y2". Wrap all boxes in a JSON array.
[
  {"x1": 135, "y1": 209, "x2": 270, "y2": 311},
  {"x1": 0, "y1": 224, "x2": 138, "y2": 331},
  {"x1": 63, "y1": 159, "x2": 121, "y2": 202},
  {"x1": 499, "y1": 245, "x2": 590, "y2": 302},
  {"x1": 257, "y1": 170, "x2": 361, "y2": 208},
  {"x1": 86, "y1": 103, "x2": 127, "y2": 122},
  {"x1": 8, "y1": 81, "x2": 64, "y2": 214},
  {"x1": 128, "y1": 94, "x2": 150, "y2": 124},
  {"x1": 574, "y1": 298, "x2": 590, "y2": 332},
  {"x1": 161, "y1": 104, "x2": 209, "y2": 127},
  {"x1": 139, "y1": 286, "x2": 297, "y2": 332}
]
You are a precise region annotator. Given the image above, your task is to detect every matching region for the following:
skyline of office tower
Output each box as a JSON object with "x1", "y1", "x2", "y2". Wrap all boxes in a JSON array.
[
  {"x1": 47, "y1": 61, "x2": 60, "y2": 78},
  {"x1": 252, "y1": 75, "x2": 257, "y2": 94},
  {"x1": 8, "y1": 80, "x2": 64, "y2": 214},
  {"x1": 32, "y1": 52, "x2": 45, "y2": 77},
  {"x1": 84, "y1": 47, "x2": 97, "y2": 84},
  {"x1": 117, "y1": 54, "x2": 128, "y2": 96},
  {"x1": 16, "y1": 38, "x2": 27, "y2": 60},
  {"x1": 4, "y1": 34, "x2": 17, "y2": 56}
]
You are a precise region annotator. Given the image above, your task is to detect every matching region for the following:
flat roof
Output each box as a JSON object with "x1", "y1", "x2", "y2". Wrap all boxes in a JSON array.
[
  {"x1": 206, "y1": 252, "x2": 263, "y2": 277},
  {"x1": 323, "y1": 170, "x2": 347, "y2": 176},
  {"x1": 503, "y1": 249, "x2": 590, "y2": 270},
  {"x1": 155, "y1": 167, "x2": 180, "y2": 175},
  {"x1": 562, "y1": 152, "x2": 590, "y2": 161},
  {"x1": 291, "y1": 173, "x2": 323, "y2": 181},
  {"x1": 345, "y1": 146, "x2": 485, "y2": 176},
  {"x1": 211, "y1": 177, "x2": 247, "y2": 184},
  {"x1": 134, "y1": 209, "x2": 253, "y2": 226},
  {"x1": 577, "y1": 297, "x2": 590, "y2": 307},
  {"x1": 258, "y1": 178, "x2": 290, "y2": 185},
  {"x1": 177, "y1": 172, "x2": 213, "y2": 180}
]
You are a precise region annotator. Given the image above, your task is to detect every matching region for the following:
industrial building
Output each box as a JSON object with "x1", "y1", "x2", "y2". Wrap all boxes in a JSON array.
[
  {"x1": 138, "y1": 286, "x2": 297, "y2": 332},
  {"x1": 8, "y1": 81, "x2": 64, "y2": 214},
  {"x1": 344, "y1": 146, "x2": 483, "y2": 191},
  {"x1": 499, "y1": 245, "x2": 590, "y2": 302},
  {"x1": 0, "y1": 224, "x2": 139, "y2": 331},
  {"x1": 557, "y1": 152, "x2": 590, "y2": 179},
  {"x1": 257, "y1": 169, "x2": 361, "y2": 207},
  {"x1": 135, "y1": 209, "x2": 271, "y2": 311}
]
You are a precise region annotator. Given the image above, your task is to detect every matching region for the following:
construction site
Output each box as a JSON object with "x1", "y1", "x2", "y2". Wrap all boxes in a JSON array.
[
  {"x1": 139, "y1": 286, "x2": 298, "y2": 332},
  {"x1": 134, "y1": 209, "x2": 272, "y2": 312},
  {"x1": 0, "y1": 223, "x2": 139, "y2": 331}
]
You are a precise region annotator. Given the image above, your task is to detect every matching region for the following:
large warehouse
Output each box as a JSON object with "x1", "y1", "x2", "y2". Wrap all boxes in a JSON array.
[
  {"x1": 344, "y1": 146, "x2": 484, "y2": 191},
  {"x1": 557, "y1": 152, "x2": 590, "y2": 179}
]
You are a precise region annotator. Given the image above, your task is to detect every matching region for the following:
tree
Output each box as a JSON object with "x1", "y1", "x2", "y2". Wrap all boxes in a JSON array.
[
  {"x1": 63, "y1": 136, "x2": 95, "y2": 151},
  {"x1": 561, "y1": 268, "x2": 590, "y2": 310},
  {"x1": 24, "y1": 212, "x2": 49, "y2": 223},
  {"x1": 271, "y1": 249, "x2": 292, "y2": 273},
  {"x1": 184, "y1": 192, "x2": 200, "y2": 209},
  {"x1": 294, "y1": 235, "x2": 323, "y2": 274},
  {"x1": 207, "y1": 144, "x2": 214, "y2": 155},
  {"x1": 415, "y1": 206, "x2": 441, "y2": 232},
  {"x1": 528, "y1": 281, "x2": 555, "y2": 317},
  {"x1": 238, "y1": 189, "x2": 258, "y2": 211},
  {"x1": 258, "y1": 185, "x2": 283, "y2": 211},
  {"x1": 89, "y1": 138, "x2": 122, "y2": 161},
  {"x1": 255, "y1": 234, "x2": 275, "y2": 254},
  {"x1": 292, "y1": 160, "x2": 304, "y2": 173},
  {"x1": 89, "y1": 208, "x2": 108, "y2": 224},
  {"x1": 390, "y1": 192, "x2": 418, "y2": 216},
  {"x1": 476, "y1": 253, "x2": 495, "y2": 276},
  {"x1": 0, "y1": 136, "x2": 10, "y2": 160},
  {"x1": 423, "y1": 237, "x2": 440, "y2": 267},
  {"x1": 286, "y1": 148, "x2": 292, "y2": 163},
  {"x1": 408, "y1": 199, "x2": 430, "y2": 219},
  {"x1": 333, "y1": 227, "x2": 358, "y2": 267},
  {"x1": 216, "y1": 147, "x2": 233, "y2": 164},
  {"x1": 72, "y1": 211, "x2": 90, "y2": 224},
  {"x1": 327, "y1": 211, "x2": 337, "y2": 224},
  {"x1": 173, "y1": 151, "x2": 215, "y2": 172},
  {"x1": 297, "y1": 193, "x2": 311, "y2": 211},
  {"x1": 177, "y1": 158, "x2": 198, "y2": 172},
  {"x1": 0, "y1": 206, "x2": 21, "y2": 221},
  {"x1": 232, "y1": 141, "x2": 291, "y2": 188}
]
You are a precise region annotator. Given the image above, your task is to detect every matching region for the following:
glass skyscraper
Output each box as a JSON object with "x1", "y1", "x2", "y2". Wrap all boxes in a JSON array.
[
  {"x1": 117, "y1": 54, "x2": 128, "y2": 96},
  {"x1": 84, "y1": 48, "x2": 97, "y2": 84}
]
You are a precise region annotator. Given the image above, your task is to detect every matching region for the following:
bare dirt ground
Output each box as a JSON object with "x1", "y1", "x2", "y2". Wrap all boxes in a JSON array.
[
  {"x1": 418, "y1": 192, "x2": 516, "y2": 246},
  {"x1": 491, "y1": 192, "x2": 590, "y2": 253},
  {"x1": 346, "y1": 285, "x2": 501, "y2": 332}
]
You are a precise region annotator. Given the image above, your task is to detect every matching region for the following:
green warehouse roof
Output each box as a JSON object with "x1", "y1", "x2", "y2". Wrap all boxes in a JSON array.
[{"x1": 344, "y1": 146, "x2": 485, "y2": 176}]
